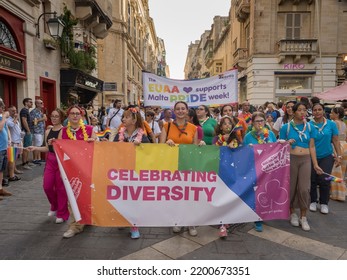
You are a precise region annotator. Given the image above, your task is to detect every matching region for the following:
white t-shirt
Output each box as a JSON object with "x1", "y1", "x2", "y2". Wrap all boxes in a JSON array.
[
  {"x1": 147, "y1": 120, "x2": 161, "y2": 143},
  {"x1": 107, "y1": 107, "x2": 124, "y2": 129}
]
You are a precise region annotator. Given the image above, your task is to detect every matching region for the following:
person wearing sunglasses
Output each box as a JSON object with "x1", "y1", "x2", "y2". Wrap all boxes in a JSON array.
[
  {"x1": 196, "y1": 105, "x2": 217, "y2": 145},
  {"x1": 58, "y1": 105, "x2": 97, "y2": 239}
]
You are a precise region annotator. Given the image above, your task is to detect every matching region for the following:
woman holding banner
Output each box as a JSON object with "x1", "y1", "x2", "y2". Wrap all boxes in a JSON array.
[
  {"x1": 58, "y1": 105, "x2": 97, "y2": 239},
  {"x1": 196, "y1": 105, "x2": 217, "y2": 145},
  {"x1": 114, "y1": 107, "x2": 150, "y2": 239},
  {"x1": 160, "y1": 101, "x2": 199, "y2": 236},
  {"x1": 27, "y1": 108, "x2": 69, "y2": 224},
  {"x1": 279, "y1": 102, "x2": 323, "y2": 231},
  {"x1": 243, "y1": 112, "x2": 277, "y2": 233}
]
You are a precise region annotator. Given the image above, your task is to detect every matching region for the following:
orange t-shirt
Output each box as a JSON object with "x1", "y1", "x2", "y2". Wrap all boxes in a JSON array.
[{"x1": 164, "y1": 122, "x2": 197, "y2": 144}]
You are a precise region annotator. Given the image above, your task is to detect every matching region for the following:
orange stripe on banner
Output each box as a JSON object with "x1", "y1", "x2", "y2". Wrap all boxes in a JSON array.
[{"x1": 91, "y1": 142, "x2": 135, "y2": 226}]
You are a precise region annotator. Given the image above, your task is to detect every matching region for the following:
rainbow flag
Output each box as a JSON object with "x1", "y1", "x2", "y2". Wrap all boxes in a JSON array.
[
  {"x1": 234, "y1": 121, "x2": 244, "y2": 131},
  {"x1": 54, "y1": 141, "x2": 290, "y2": 227},
  {"x1": 244, "y1": 115, "x2": 251, "y2": 124},
  {"x1": 7, "y1": 147, "x2": 20, "y2": 163},
  {"x1": 324, "y1": 174, "x2": 343, "y2": 183},
  {"x1": 95, "y1": 128, "x2": 111, "y2": 139}
]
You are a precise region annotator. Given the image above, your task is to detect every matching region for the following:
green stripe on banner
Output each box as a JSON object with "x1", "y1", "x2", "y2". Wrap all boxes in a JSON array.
[{"x1": 178, "y1": 145, "x2": 220, "y2": 173}]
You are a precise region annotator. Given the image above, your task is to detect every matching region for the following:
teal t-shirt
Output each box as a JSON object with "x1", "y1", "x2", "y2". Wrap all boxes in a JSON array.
[
  {"x1": 279, "y1": 122, "x2": 316, "y2": 149},
  {"x1": 243, "y1": 130, "x2": 277, "y2": 145},
  {"x1": 310, "y1": 119, "x2": 338, "y2": 159},
  {"x1": 0, "y1": 115, "x2": 8, "y2": 151}
]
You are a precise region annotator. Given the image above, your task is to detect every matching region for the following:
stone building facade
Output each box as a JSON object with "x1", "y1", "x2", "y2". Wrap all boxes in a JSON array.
[
  {"x1": 97, "y1": 0, "x2": 168, "y2": 107},
  {"x1": 185, "y1": 0, "x2": 347, "y2": 105},
  {"x1": 0, "y1": 0, "x2": 112, "y2": 113}
]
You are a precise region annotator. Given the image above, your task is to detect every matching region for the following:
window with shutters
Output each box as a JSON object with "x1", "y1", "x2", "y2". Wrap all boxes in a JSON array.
[{"x1": 286, "y1": 13, "x2": 301, "y2": 39}]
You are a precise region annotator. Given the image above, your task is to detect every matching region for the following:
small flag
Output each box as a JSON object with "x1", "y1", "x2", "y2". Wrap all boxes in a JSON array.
[
  {"x1": 324, "y1": 173, "x2": 343, "y2": 183},
  {"x1": 7, "y1": 147, "x2": 20, "y2": 163},
  {"x1": 244, "y1": 115, "x2": 251, "y2": 124},
  {"x1": 96, "y1": 128, "x2": 111, "y2": 139},
  {"x1": 233, "y1": 121, "x2": 244, "y2": 131}
]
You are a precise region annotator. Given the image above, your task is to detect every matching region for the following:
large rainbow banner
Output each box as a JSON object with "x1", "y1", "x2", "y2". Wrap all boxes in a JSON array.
[{"x1": 53, "y1": 141, "x2": 290, "y2": 227}]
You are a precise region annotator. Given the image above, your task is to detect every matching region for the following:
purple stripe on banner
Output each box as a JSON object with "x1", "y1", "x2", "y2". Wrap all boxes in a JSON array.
[{"x1": 253, "y1": 143, "x2": 290, "y2": 221}]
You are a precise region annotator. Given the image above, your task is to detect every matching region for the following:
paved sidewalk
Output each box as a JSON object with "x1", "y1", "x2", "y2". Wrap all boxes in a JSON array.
[{"x1": 1, "y1": 164, "x2": 347, "y2": 260}]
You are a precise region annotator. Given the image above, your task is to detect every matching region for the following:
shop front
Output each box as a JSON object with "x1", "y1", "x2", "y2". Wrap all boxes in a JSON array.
[
  {"x1": 0, "y1": 6, "x2": 26, "y2": 107},
  {"x1": 60, "y1": 69, "x2": 104, "y2": 108}
]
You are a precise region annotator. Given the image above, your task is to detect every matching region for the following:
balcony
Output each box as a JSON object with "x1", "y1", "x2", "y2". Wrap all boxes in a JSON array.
[
  {"x1": 278, "y1": 0, "x2": 313, "y2": 5},
  {"x1": 277, "y1": 39, "x2": 318, "y2": 63},
  {"x1": 204, "y1": 51, "x2": 213, "y2": 68},
  {"x1": 233, "y1": 48, "x2": 249, "y2": 68},
  {"x1": 236, "y1": 0, "x2": 250, "y2": 23}
]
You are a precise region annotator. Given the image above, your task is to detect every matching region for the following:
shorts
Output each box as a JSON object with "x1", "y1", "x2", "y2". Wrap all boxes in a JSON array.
[
  {"x1": 0, "y1": 150, "x2": 7, "y2": 172},
  {"x1": 23, "y1": 133, "x2": 33, "y2": 148},
  {"x1": 32, "y1": 134, "x2": 44, "y2": 147}
]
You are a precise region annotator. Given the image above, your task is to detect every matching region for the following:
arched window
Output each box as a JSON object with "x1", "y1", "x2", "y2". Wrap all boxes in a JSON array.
[{"x1": 0, "y1": 21, "x2": 18, "y2": 51}]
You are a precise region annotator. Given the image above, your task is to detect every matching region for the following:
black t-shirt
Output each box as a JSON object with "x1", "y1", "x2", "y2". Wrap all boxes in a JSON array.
[{"x1": 20, "y1": 107, "x2": 31, "y2": 132}]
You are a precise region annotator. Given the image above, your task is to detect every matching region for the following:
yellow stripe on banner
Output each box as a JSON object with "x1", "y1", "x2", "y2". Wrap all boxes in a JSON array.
[
  {"x1": 91, "y1": 142, "x2": 135, "y2": 227},
  {"x1": 135, "y1": 143, "x2": 179, "y2": 172}
]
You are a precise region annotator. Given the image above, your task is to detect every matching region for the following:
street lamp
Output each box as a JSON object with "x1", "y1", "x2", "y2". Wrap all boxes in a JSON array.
[{"x1": 36, "y1": 12, "x2": 65, "y2": 39}]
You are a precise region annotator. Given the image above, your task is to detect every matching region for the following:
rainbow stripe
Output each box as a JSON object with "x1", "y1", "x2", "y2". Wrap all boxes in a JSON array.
[
  {"x1": 7, "y1": 147, "x2": 20, "y2": 163},
  {"x1": 96, "y1": 128, "x2": 111, "y2": 139},
  {"x1": 325, "y1": 174, "x2": 343, "y2": 183},
  {"x1": 244, "y1": 115, "x2": 251, "y2": 124}
]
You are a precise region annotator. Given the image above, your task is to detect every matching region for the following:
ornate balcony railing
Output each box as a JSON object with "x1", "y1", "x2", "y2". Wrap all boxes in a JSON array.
[
  {"x1": 233, "y1": 48, "x2": 249, "y2": 68},
  {"x1": 236, "y1": 0, "x2": 250, "y2": 22},
  {"x1": 277, "y1": 38, "x2": 318, "y2": 63}
]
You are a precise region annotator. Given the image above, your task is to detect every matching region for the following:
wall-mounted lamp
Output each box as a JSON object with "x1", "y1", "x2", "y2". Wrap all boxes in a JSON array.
[{"x1": 36, "y1": 11, "x2": 65, "y2": 39}]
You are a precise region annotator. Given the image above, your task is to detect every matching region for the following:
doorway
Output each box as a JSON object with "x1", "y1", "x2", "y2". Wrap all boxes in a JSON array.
[{"x1": 40, "y1": 77, "x2": 56, "y2": 126}]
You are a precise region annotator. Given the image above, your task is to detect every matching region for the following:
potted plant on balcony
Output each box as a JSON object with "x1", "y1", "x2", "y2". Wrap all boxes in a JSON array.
[{"x1": 43, "y1": 38, "x2": 59, "y2": 50}]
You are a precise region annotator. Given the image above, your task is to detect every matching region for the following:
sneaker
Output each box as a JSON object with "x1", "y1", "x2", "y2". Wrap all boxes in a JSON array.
[
  {"x1": 130, "y1": 227, "x2": 140, "y2": 239},
  {"x1": 219, "y1": 225, "x2": 228, "y2": 238},
  {"x1": 254, "y1": 221, "x2": 263, "y2": 232},
  {"x1": 320, "y1": 204, "x2": 329, "y2": 214},
  {"x1": 14, "y1": 170, "x2": 24, "y2": 174},
  {"x1": 63, "y1": 229, "x2": 76, "y2": 238},
  {"x1": 0, "y1": 189, "x2": 12, "y2": 196},
  {"x1": 188, "y1": 226, "x2": 197, "y2": 236},
  {"x1": 32, "y1": 160, "x2": 41, "y2": 165},
  {"x1": 309, "y1": 202, "x2": 317, "y2": 212},
  {"x1": 290, "y1": 213, "x2": 299, "y2": 227},
  {"x1": 299, "y1": 217, "x2": 310, "y2": 231},
  {"x1": 55, "y1": 218, "x2": 64, "y2": 224},
  {"x1": 27, "y1": 162, "x2": 36, "y2": 167},
  {"x1": 48, "y1": 210, "x2": 56, "y2": 217},
  {"x1": 172, "y1": 226, "x2": 182, "y2": 233},
  {"x1": 22, "y1": 164, "x2": 32, "y2": 170}
]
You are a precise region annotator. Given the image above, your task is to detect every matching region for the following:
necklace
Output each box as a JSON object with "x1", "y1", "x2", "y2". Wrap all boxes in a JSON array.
[
  {"x1": 290, "y1": 119, "x2": 307, "y2": 142},
  {"x1": 118, "y1": 127, "x2": 144, "y2": 143},
  {"x1": 66, "y1": 119, "x2": 88, "y2": 141},
  {"x1": 312, "y1": 117, "x2": 327, "y2": 134},
  {"x1": 173, "y1": 120, "x2": 188, "y2": 137},
  {"x1": 251, "y1": 127, "x2": 269, "y2": 144}
]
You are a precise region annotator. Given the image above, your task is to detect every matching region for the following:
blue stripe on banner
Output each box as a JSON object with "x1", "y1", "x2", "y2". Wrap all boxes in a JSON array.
[{"x1": 219, "y1": 146, "x2": 257, "y2": 210}]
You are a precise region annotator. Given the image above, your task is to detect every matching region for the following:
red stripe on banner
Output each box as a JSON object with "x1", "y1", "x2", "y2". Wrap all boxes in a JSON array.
[{"x1": 54, "y1": 140, "x2": 95, "y2": 224}]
